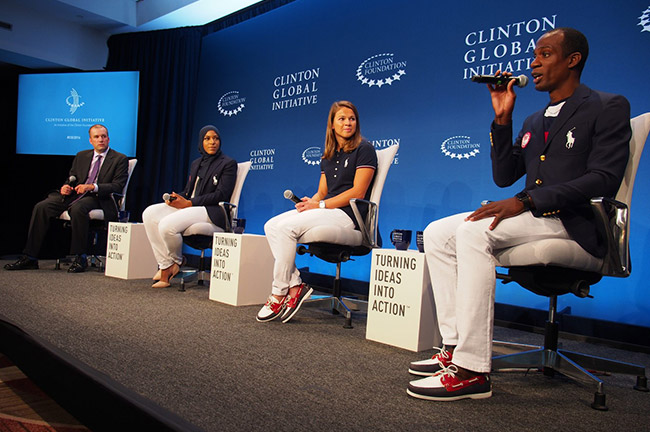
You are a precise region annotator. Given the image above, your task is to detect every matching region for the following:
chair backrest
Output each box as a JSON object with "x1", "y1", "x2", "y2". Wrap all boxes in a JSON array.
[
  {"x1": 118, "y1": 159, "x2": 138, "y2": 211},
  {"x1": 369, "y1": 145, "x2": 399, "y2": 208},
  {"x1": 230, "y1": 161, "x2": 251, "y2": 219},
  {"x1": 597, "y1": 113, "x2": 650, "y2": 277},
  {"x1": 353, "y1": 145, "x2": 398, "y2": 247},
  {"x1": 616, "y1": 113, "x2": 650, "y2": 206}
]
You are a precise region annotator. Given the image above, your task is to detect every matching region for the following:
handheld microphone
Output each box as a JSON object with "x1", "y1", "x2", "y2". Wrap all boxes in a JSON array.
[
  {"x1": 471, "y1": 74, "x2": 529, "y2": 88},
  {"x1": 62, "y1": 176, "x2": 78, "y2": 201},
  {"x1": 283, "y1": 189, "x2": 301, "y2": 204},
  {"x1": 162, "y1": 193, "x2": 177, "y2": 202}
]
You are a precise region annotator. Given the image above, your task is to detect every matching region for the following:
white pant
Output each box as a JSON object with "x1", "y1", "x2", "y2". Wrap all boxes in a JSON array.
[
  {"x1": 423, "y1": 211, "x2": 570, "y2": 373},
  {"x1": 264, "y1": 209, "x2": 355, "y2": 296},
  {"x1": 142, "y1": 203, "x2": 213, "y2": 269}
]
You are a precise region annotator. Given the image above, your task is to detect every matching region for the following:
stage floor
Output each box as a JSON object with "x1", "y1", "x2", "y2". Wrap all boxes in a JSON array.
[{"x1": 1, "y1": 259, "x2": 649, "y2": 431}]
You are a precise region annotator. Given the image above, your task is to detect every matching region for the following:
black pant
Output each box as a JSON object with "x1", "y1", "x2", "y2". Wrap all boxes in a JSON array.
[{"x1": 23, "y1": 191, "x2": 102, "y2": 258}]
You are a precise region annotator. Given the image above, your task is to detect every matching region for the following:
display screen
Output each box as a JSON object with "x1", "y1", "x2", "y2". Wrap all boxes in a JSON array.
[{"x1": 16, "y1": 71, "x2": 139, "y2": 156}]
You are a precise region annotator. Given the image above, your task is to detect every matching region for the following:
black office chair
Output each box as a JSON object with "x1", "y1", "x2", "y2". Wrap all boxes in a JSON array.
[
  {"x1": 296, "y1": 145, "x2": 399, "y2": 328},
  {"x1": 178, "y1": 161, "x2": 251, "y2": 291},
  {"x1": 57, "y1": 158, "x2": 138, "y2": 271},
  {"x1": 491, "y1": 113, "x2": 650, "y2": 410}
]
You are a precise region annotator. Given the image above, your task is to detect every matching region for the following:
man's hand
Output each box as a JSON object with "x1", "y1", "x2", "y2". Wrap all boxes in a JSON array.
[
  {"x1": 488, "y1": 70, "x2": 517, "y2": 125},
  {"x1": 74, "y1": 184, "x2": 95, "y2": 194},
  {"x1": 167, "y1": 192, "x2": 192, "y2": 209},
  {"x1": 465, "y1": 197, "x2": 526, "y2": 230},
  {"x1": 60, "y1": 184, "x2": 74, "y2": 195}
]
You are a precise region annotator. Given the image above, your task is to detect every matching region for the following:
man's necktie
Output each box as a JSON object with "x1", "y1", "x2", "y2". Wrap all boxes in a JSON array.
[
  {"x1": 69, "y1": 155, "x2": 102, "y2": 206},
  {"x1": 87, "y1": 155, "x2": 102, "y2": 184}
]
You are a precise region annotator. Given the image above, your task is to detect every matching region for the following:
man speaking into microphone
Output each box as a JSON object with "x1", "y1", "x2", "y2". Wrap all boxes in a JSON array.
[
  {"x1": 407, "y1": 28, "x2": 631, "y2": 401},
  {"x1": 5, "y1": 124, "x2": 129, "y2": 273}
]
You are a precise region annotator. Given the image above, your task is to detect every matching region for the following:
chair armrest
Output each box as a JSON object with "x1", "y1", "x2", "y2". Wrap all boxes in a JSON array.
[
  {"x1": 590, "y1": 197, "x2": 630, "y2": 277},
  {"x1": 219, "y1": 201, "x2": 237, "y2": 233},
  {"x1": 350, "y1": 198, "x2": 379, "y2": 248},
  {"x1": 111, "y1": 193, "x2": 125, "y2": 212}
]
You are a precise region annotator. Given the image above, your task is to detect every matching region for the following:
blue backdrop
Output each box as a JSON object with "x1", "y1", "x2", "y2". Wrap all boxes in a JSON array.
[{"x1": 192, "y1": 0, "x2": 650, "y2": 328}]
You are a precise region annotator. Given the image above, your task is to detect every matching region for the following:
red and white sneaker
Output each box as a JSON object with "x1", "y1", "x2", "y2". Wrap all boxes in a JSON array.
[
  {"x1": 281, "y1": 284, "x2": 313, "y2": 323},
  {"x1": 408, "y1": 347, "x2": 453, "y2": 376},
  {"x1": 256, "y1": 295, "x2": 287, "y2": 322},
  {"x1": 407, "y1": 364, "x2": 492, "y2": 401}
]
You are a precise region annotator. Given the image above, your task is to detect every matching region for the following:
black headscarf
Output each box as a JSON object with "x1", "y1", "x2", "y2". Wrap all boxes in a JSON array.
[{"x1": 196, "y1": 125, "x2": 222, "y2": 182}]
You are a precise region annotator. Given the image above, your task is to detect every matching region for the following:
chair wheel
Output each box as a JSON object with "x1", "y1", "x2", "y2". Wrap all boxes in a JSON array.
[
  {"x1": 591, "y1": 391, "x2": 608, "y2": 411},
  {"x1": 634, "y1": 375, "x2": 649, "y2": 392}
]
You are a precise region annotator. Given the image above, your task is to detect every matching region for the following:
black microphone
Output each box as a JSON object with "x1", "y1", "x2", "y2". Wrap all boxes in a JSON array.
[
  {"x1": 471, "y1": 74, "x2": 529, "y2": 88},
  {"x1": 62, "y1": 176, "x2": 78, "y2": 201},
  {"x1": 283, "y1": 189, "x2": 301, "y2": 204},
  {"x1": 162, "y1": 193, "x2": 177, "y2": 202}
]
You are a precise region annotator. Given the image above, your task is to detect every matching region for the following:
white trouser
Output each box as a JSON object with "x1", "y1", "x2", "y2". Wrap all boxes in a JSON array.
[
  {"x1": 142, "y1": 203, "x2": 213, "y2": 269},
  {"x1": 264, "y1": 208, "x2": 355, "y2": 296},
  {"x1": 423, "y1": 211, "x2": 570, "y2": 373}
]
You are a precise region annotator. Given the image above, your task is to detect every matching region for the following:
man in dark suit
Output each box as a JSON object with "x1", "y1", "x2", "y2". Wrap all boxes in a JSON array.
[
  {"x1": 5, "y1": 124, "x2": 129, "y2": 273},
  {"x1": 407, "y1": 28, "x2": 631, "y2": 401}
]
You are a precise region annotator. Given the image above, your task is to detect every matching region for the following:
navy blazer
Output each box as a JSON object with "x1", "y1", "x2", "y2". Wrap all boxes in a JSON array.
[
  {"x1": 182, "y1": 153, "x2": 238, "y2": 226},
  {"x1": 66, "y1": 148, "x2": 129, "y2": 221},
  {"x1": 490, "y1": 84, "x2": 631, "y2": 258}
]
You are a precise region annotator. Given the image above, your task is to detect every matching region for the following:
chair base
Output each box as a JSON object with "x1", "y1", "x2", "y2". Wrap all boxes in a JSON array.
[
  {"x1": 303, "y1": 293, "x2": 367, "y2": 328},
  {"x1": 179, "y1": 236, "x2": 214, "y2": 292},
  {"x1": 178, "y1": 269, "x2": 210, "y2": 292},
  {"x1": 492, "y1": 340, "x2": 649, "y2": 410},
  {"x1": 54, "y1": 255, "x2": 104, "y2": 272}
]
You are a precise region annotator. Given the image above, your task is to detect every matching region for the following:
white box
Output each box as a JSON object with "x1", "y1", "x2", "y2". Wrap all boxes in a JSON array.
[
  {"x1": 209, "y1": 233, "x2": 274, "y2": 306},
  {"x1": 105, "y1": 222, "x2": 158, "y2": 280},
  {"x1": 365, "y1": 248, "x2": 441, "y2": 352}
]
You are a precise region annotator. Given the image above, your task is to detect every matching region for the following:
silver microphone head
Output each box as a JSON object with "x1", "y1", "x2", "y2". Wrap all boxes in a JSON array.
[
  {"x1": 516, "y1": 74, "x2": 529, "y2": 88},
  {"x1": 162, "y1": 193, "x2": 171, "y2": 201},
  {"x1": 283, "y1": 189, "x2": 294, "y2": 200}
]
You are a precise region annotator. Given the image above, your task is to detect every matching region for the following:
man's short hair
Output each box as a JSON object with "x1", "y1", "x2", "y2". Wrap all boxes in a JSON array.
[
  {"x1": 553, "y1": 27, "x2": 589, "y2": 75},
  {"x1": 89, "y1": 124, "x2": 108, "y2": 136}
]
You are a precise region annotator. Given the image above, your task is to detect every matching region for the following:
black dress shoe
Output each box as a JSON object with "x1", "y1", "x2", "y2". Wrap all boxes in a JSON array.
[
  {"x1": 68, "y1": 255, "x2": 88, "y2": 273},
  {"x1": 4, "y1": 256, "x2": 39, "y2": 271}
]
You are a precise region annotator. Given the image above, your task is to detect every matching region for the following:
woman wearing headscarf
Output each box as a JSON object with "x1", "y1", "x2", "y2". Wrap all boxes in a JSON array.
[{"x1": 142, "y1": 125, "x2": 238, "y2": 288}]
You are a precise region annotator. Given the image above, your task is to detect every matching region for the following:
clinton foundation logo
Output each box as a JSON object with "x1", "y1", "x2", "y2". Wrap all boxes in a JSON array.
[
  {"x1": 640, "y1": 6, "x2": 650, "y2": 33},
  {"x1": 356, "y1": 53, "x2": 407, "y2": 88},
  {"x1": 218, "y1": 91, "x2": 246, "y2": 117},
  {"x1": 301, "y1": 146, "x2": 321, "y2": 166},
  {"x1": 66, "y1": 88, "x2": 84, "y2": 114},
  {"x1": 441, "y1": 136, "x2": 480, "y2": 160}
]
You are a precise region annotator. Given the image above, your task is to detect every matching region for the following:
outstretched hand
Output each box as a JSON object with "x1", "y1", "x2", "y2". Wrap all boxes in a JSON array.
[{"x1": 465, "y1": 197, "x2": 526, "y2": 230}]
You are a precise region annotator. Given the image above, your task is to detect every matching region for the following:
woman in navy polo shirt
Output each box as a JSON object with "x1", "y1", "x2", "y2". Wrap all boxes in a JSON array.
[{"x1": 257, "y1": 101, "x2": 377, "y2": 323}]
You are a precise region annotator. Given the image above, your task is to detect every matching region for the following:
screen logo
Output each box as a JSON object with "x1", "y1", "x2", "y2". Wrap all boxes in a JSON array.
[{"x1": 66, "y1": 88, "x2": 85, "y2": 114}]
